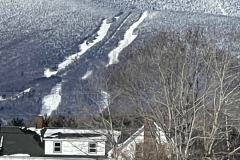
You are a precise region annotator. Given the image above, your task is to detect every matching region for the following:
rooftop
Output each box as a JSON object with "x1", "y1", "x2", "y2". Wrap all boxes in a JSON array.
[{"x1": 0, "y1": 126, "x2": 44, "y2": 157}]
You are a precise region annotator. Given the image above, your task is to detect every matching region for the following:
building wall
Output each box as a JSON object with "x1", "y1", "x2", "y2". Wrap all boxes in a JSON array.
[
  {"x1": 44, "y1": 139, "x2": 105, "y2": 156},
  {"x1": 118, "y1": 128, "x2": 144, "y2": 160}
]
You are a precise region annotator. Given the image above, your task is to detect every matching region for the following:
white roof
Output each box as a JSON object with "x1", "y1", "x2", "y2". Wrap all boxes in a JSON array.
[
  {"x1": 44, "y1": 128, "x2": 120, "y2": 137},
  {"x1": 21, "y1": 127, "x2": 121, "y2": 143}
]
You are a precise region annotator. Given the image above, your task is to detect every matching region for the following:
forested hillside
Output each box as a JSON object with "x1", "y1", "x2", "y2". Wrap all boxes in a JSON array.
[{"x1": 1, "y1": 0, "x2": 240, "y2": 126}]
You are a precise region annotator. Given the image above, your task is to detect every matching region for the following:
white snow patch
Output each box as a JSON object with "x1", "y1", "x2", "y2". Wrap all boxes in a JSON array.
[
  {"x1": 0, "y1": 96, "x2": 6, "y2": 101},
  {"x1": 44, "y1": 19, "x2": 112, "y2": 78},
  {"x1": 107, "y1": 11, "x2": 148, "y2": 66},
  {"x1": 41, "y1": 83, "x2": 62, "y2": 116},
  {"x1": 81, "y1": 70, "x2": 93, "y2": 80},
  {"x1": 0, "y1": 88, "x2": 32, "y2": 101},
  {"x1": 27, "y1": 127, "x2": 42, "y2": 137},
  {"x1": 105, "y1": 13, "x2": 131, "y2": 45},
  {"x1": 115, "y1": 16, "x2": 120, "y2": 20},
  {"x1": 27, "y1": 127, "x2": 43, "y2": 142},
  {"x1": 3, "y1": 154, "x2": 30, "y2": 157},
  {"x1": 44, "y1": 68, "x2": 58, "y2": 78},
  {"x1": 23, "y1": 88, "x2": 31, "y2": 93},
  {"x1": 14, "y1": 88, "x2": 32, "y2": 99},
  {"x1": 20, "y1": 127, "x2": 44, "y2": 142}
]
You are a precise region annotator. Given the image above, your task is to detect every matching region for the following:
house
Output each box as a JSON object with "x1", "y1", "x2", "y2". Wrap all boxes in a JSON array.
[
  {"x1": 0, "y1": 115, "x2": 171, "y2": 160},
  {"x1": 0, "y1": 115, "x2": 121, "y2": 159},
  {"x1": 108, "y1": 119, "x2": 172, "y2": 160},
  {"x1": 42, "y1": 128, "x2": 120, "y2": 157}
]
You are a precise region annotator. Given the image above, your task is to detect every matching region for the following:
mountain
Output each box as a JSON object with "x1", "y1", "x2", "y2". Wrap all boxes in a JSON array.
[{"x1": 1, "y1": 0, "x2": 240, "y2": 121}]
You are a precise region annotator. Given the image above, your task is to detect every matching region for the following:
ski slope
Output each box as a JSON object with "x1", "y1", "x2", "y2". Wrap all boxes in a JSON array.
[
  {"x1": 107, "y1": 11, "x2": 148, "y2": 66},
  {"x1": 81, "y1": 70, "x2": 93, "y2": 80},
  {"x1": 41, "y1": 83, "x2": 62, "y2": 115},
  {"x1": 44, "y1": 19, "x2": 112, "y2": 78},
  {"x1": 0, "y1": 88, "x2": 32, "y2": 101}
]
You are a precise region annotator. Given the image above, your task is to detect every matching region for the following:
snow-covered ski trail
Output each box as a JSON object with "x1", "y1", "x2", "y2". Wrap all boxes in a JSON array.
[
  {"x1": 107, "y1": 11, "x2": 148, "y2": 66},
  {"x1": 81, "y1": 70, "x2": 93, "y2": 80},
  {"x1": 41, "y1": 83, "x2": 62, "y2": 116},
  {"x1": 0, "y1": 88, "x2": 32, "y2": 101},
  {"x1": 44, "y1": 19, "x2": 112, "y2": 78},
  {"x1": 104, "y1": 12, "x2": 132, "y2": 45}
]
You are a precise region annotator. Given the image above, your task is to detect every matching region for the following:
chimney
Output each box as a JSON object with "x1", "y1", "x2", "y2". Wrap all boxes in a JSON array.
[
  {"x1": 143, "y1": 114, "x2": 156, "y2": 159},
  {"x1": 36, "y1": 115, "x2": 44, "y2": 129},
  {"x1": 144, "y1": 116, "x2": 154, "y2": 145}
]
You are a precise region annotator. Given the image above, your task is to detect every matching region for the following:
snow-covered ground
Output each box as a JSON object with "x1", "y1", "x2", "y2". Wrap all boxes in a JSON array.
[
  {"x1": 0, "y1": 96, "x2": 5, "y2": 101},
  {"x1": 3, "y1": 154, "x2": 30, "y2": 157},
  {"x1": 44, "y1": 19, "x2": 112, "y2": 78},
  {"x1": 2, "y1": 0, "x2": 240, "y2": 121},
  {"x1": 107, "y1": 11, "x2": 148, "y2": 66},
  {"x1": 44, "y1": 69, "x2": 58, "y2": 78},
  {"x1": 15, "y1": 88, "x2": 32, "y2": 98},
  {"x1": 81, "y1": 70, "x2": 93, "y2": 80},
  {"x1": 105, "y1": 13, "x2": 132, "y2": 45},
  {"x1": 41, "y1": 83, "x2": 62, "y2": 116}
]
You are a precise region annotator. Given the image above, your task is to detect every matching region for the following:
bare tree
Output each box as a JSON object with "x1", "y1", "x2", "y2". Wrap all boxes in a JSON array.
[{"x1": 106, "y1": 28, "x2": 240, "y2": 159}]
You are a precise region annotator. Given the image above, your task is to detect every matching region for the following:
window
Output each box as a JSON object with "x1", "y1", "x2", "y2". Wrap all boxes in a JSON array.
[
  {"x1": 54, "y1": 142, "x2": 62, "y2": 153},
  {"x1": 89, "y1": 143, "x2": 97, "y2": 153}
]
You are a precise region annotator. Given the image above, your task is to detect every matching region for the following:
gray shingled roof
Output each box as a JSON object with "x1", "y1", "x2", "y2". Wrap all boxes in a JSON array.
[{"x1": 0, "y1": 126, "x2": 44, "y2": 156}]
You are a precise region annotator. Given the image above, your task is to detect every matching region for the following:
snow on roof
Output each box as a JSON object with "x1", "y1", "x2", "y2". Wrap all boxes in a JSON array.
[
  {"x1": 21, "y1": 127, "x2": 121, "y2": 143},
  {"x1": 3, "y1": 154, "x2": 30, "y2": 157},
  {"x1": 26, "y1": 127, "x2": 42, "y2": 136},
  {"x1": 118, "y1": 125, "x2": 144, "y2": 149},
  {"x1": 153, "y1": 122, "x2": 168, "y2": 143},
  {"x1": 108, "y1": 126, "x2": 144, "y2": 157},
  {"x1": 44, "y1": 129, "x2": 121, "y2": 141},
  {"x1": 108, "y1": 122, "x2": 170, "y2": 157}
]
